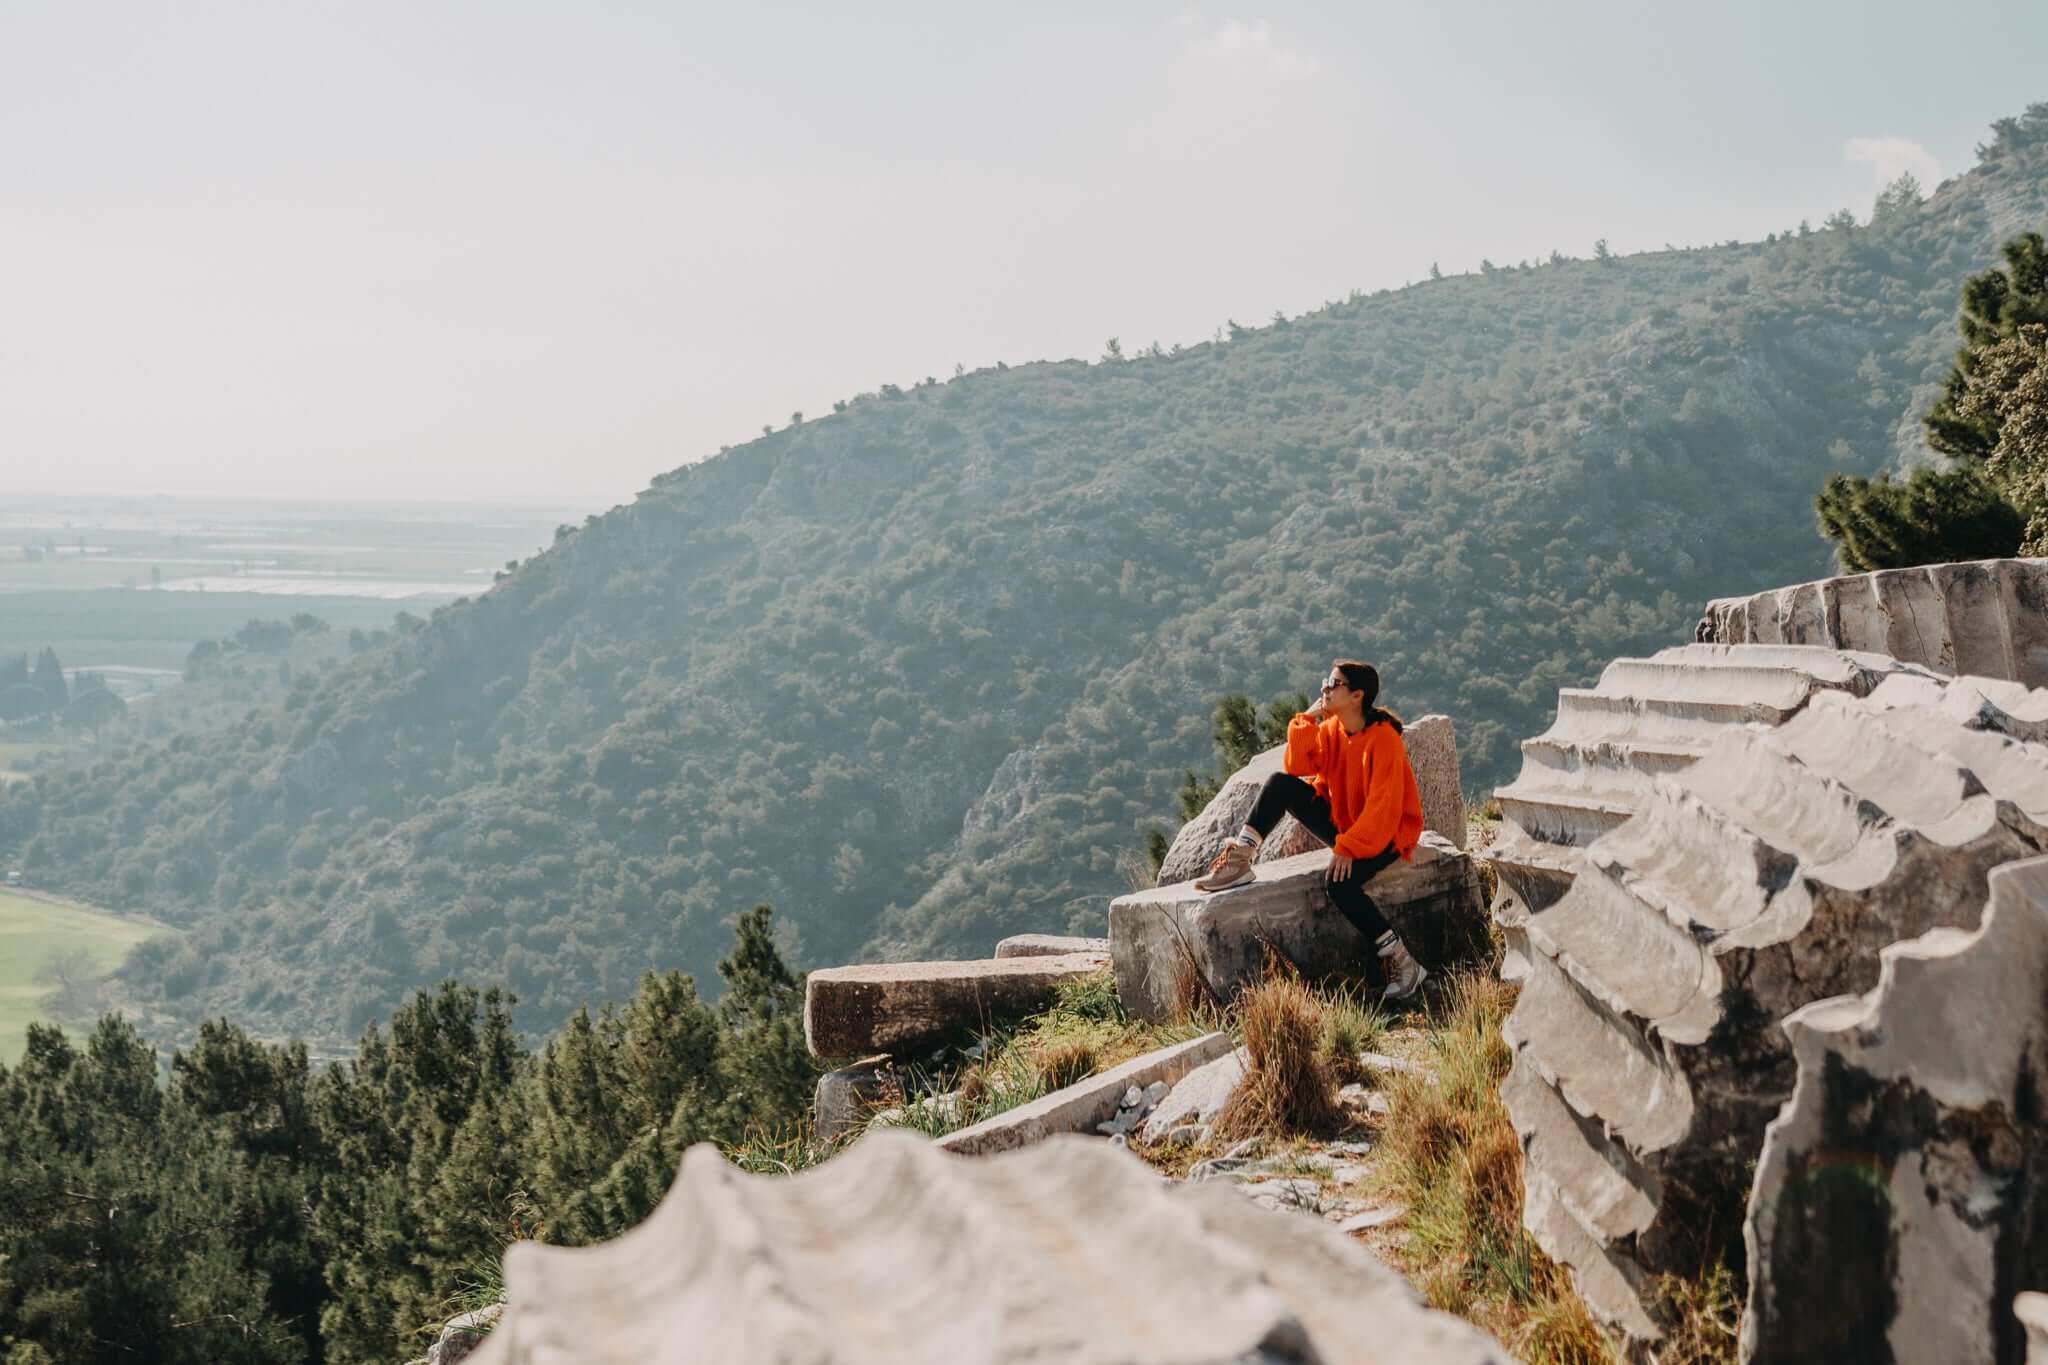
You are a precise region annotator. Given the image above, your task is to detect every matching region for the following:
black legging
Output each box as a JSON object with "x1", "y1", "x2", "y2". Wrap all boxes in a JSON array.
[{"x1": 1244, "y1": 772, "x2": 1401, "y2": 943}]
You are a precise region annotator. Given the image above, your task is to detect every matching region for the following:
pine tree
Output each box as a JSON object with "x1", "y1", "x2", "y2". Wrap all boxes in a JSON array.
[
  {"x1": 1927, "y1": 232, "x2": 2048, "y2": 461},
  {"x1": 1814, "y1": 463, "x2": 2024, "y2": 572}
]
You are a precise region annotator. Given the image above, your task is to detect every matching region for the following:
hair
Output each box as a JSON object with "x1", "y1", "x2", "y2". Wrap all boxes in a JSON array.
[{"x1": 1332, "y1": 658, "x2": 1403, "y2": 732}]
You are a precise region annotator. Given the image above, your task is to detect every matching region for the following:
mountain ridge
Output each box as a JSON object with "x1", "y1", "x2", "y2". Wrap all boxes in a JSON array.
[{"x1": 6, "y1": 105, "x2": 2047, "y2": 1048}]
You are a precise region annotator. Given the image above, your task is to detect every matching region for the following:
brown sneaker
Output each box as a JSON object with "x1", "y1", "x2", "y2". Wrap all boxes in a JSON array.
[
  {"x1": 1193, "y1": 841, "x2": 1257, "y2": 892},
  {"x1": 1378, "y1": 937, "x2": 1428, "y2": 1001}
]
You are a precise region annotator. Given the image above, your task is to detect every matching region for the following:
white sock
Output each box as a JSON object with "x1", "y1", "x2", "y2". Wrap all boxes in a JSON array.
[
  {"x1": 1374, "y1": 930, "x2": 1399, "y2": 954},
  {"x1": 1231, "y1": 827, "x2": 1261, "y2": 849}
]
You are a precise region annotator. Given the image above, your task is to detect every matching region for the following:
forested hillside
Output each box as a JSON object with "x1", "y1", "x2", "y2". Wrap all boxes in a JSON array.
[{"x1": 7, "y1": 107, "x2": 2047, "y2": 1049}]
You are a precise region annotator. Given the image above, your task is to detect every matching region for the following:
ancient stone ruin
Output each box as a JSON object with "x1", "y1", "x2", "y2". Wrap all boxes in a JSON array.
[
  {"x1": 1488, "y1": 589, "x2": 2048, "y2": 1361},
  {"x1": 1486, "y1": 643, "x2": 1923, "y2": 924},
  {"x1": 466, "y1": 1131, "x2": 1513, "y2": 1365},
  {"x1": 1745, "y1": 855, "x2": 2048, "y2": 1364},
  {"x1": 1697, "y1": 556, "x2": 2048, "y2": 687}
]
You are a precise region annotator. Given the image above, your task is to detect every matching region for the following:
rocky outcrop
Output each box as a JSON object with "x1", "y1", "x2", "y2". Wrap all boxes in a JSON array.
[
  {"x1": 467, "y1": 1130, "x2": 1512, "y2": 1365},
  {"x1": 1743, "y1": 855, "x2": 2048, "y2": 1365},
  {"x1": 1697, "y1": 557, "x2": 2048, "y2": 687},
  {"x1": 1485, "y1": 644, "x2": 1925, "y2": 925},
  {"x1": 804, "y1": 952, "x2": 1109, "y2": 1059},
  {"x1": 1502, "y1": 671, "x2": 2048, "y2": 1344},
  {"x1": 1112, "y1": 835, "x2": 1487, "y2": 1023},
  {"x1": 1158, "y1": 713, "x2": 1466, "y2": 887}
]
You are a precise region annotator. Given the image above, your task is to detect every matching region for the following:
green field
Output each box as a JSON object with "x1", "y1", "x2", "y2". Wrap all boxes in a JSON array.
[
  {"x1": 0, "y1": 590, "x2": 425, "y2": 670},
  {"x1": 0, "y1": 889, "x2": 170, "y2": 1064}
]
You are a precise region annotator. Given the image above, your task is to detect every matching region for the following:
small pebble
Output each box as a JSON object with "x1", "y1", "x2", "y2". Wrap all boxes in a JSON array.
[{"x1": 1122, "y1": 1086, "x2": 1144, "y2": 1108}]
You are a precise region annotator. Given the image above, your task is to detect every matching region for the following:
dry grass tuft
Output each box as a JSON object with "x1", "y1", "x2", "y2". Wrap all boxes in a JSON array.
[
  {"x1": 1646, "y1": 1265, "x2": 1740, "y2": 1365},
  {"x1": 1375, "y1": 970, "x2": 1619, "y2": 1364},
  {"x1": 1028, "y1": 1036, "x2": 1099, "y2": 1090},
  {"x1": 1212, "y1": 955, "x2": 1343, "y2": 1142}
]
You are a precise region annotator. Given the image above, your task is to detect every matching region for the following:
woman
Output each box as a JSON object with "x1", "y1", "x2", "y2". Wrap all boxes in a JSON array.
[{"x1": 1192, "y1": 658, "x2": 1428, "y2": 1000}]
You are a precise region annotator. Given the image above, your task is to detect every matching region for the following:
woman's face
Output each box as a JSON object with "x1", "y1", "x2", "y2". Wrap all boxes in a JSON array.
[{"x1": 1320, "y1": 671, "x2": 1358, "y2": 706}]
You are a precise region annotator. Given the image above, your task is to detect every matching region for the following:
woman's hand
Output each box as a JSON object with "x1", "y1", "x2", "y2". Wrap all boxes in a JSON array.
[
  {"x1": 1305, "y1": 694, "x2": 1329, "y2": 721},
  {"x1": 1327, "y1": 852, "x2": 1354, "y2": 882}
]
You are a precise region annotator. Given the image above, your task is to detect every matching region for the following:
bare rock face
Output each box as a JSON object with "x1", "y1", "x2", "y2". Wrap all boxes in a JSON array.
[
  {"x1": 1484, "y1": 644, "x2": 1927, "y2": 930},
  {"x1": 804, "y1": 952, "x2": 1108, "y2": 1059},
  {"x1": 1697, "y1": 557, "x2": 2048, "y2": 686},
  {"x1": 1743, "y1": 855, "x2": 2048, "y2": 1365},
  {"x1": 1112, "y1": 836, "x2": 1487, "y2": 1023},
  {"x1": 1158, "y1": 713, "x2": 1466, "y2": 887},
  {"x1": 467, "y1": 1130, "x2": 1513, "y2": 1365},
  {"x1": 1503, "y1": 672, "x2": 2048, "y2": 1345}
]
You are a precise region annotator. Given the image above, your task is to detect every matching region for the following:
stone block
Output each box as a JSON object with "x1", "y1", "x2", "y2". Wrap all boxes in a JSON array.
[
  {"x1": 994, "y1": 933, "x2": 1110, "y2": 958},
  {"x1": 1697, "y1": 557, "x2": 2048, "y2": 688},
  {"x1": 935, "y1": 1032, "x2": 1233, "y2": 1156},
  {"x1": 804, "y1": 952, "x2": 1108, "y2": 1059},
  {"x1": 469, "y1": 1129, "x2": 1513, "y2": 1365},
  {"x1": 1112, "y1": 835, "x2": 1487, "y2": 1023},
  {"x1": 1403, "y1": 714, "x2": 1467, "y2": 849},
  {"x1": 1158, "y1": 714, "x2": 1468, "y2": 886},
  {"x1": 813, "y1": 1055, "x2": 896, "y2": 1143},
  {"x1": 1743, "y1": 855, "x2": 2048, "y2": 1364}
]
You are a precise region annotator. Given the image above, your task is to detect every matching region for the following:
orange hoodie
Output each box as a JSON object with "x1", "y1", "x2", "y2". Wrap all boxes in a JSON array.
[{"x1": 1282, "y1": 712, "x2": 1424, "y2": 861}]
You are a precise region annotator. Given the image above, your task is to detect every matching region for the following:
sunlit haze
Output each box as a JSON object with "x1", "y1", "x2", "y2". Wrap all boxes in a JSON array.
[{"x1": 5, "y1": 0, "x2": 2045, "y2": 506}]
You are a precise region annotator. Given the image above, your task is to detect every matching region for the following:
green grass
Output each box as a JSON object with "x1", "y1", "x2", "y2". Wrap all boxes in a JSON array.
[{"x1": 0, "y1": 889, "x2": 171, "y2": 1064}]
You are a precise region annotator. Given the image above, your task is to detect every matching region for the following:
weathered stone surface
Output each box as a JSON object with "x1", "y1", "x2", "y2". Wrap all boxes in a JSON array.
[
  {"x1": 1743, "y1": 855, "x2": 2048, "y2": 1365},
  {"x1": 1113, "y1": 835, "x2": 1487, "y2": 1023},
  {"x1": 1403, "y1": 715, "x2": 1468, "y2": 850},
  {"x1": 1158, "y1": 714, "x2": 1467, "y2": 886},
  {"x1": 1485, "y1": 643, "x2": 1927, "y2": 919},
  {"x1": 1140, "y1": 1046, "x2": 1248, "y2": 1142},
  {"x1": 813, "y1": 1055, "x2": 896, "y2": 1143},
  {"x1": 804, "y1": 952, "x2": 1108, "y2": 1059},
  {"x1": 1502, "y1": 674, "x2": 2048, "y2": 1345},
  {"x1": 937, "y1": 1032, "x2": 1233, "y2": 1156},
  {"x1": 995, "y1": 933, "x2": 1110, "y2": 958},
  {"x1": 469, "y1": 1130, "x2": 1512, "y2": 1365},
  {"x1": 1698, "y1": 557, "x2": 2048, "y2": 687}
]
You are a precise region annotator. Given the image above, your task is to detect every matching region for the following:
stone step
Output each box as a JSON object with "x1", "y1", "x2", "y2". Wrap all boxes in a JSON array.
[
  {"x1": 1111, "y1": 837, "x2": 1487, "y2": 1023},
  {"x1": 1491, "y1": 784, "x2": 1634, "y2": 848},
  {"x1": 469, "y1": 1129, "x2": 1517, "y2": 1365},
  {"x1": 803, "y1": 952, "x2": 1108, "y2": 1060}
]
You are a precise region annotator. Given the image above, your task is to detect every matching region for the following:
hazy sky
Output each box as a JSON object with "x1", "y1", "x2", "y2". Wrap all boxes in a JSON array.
[{"x1": 5, "y1": 2, "x2": 2045, "y2": 508}]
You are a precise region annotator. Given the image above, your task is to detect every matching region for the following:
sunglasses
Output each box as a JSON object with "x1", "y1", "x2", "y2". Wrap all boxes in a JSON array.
[{"x1": 1319, "y1": 677, "x2": 1350, "y2": 693}]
